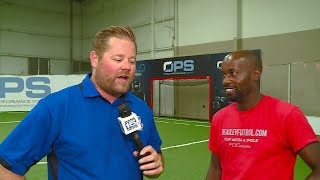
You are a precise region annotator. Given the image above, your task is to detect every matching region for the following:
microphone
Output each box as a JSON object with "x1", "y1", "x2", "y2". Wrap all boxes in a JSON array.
[{"x1": 118, "y1": 103, "x2": 150, "y2": 160}]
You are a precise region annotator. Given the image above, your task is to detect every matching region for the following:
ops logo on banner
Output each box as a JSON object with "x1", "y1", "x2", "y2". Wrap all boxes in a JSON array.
[
  {"x1": 163, "y1": 60, "x2": 194, "y2": 73},
  {"x1": 0, "y1": 77, "x2": 51, "y2": 98}
]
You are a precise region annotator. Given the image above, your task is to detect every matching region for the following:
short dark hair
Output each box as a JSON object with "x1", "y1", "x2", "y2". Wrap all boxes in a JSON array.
[{"x1": 225, "y1": 50, "x2": 262, "y2": 72}]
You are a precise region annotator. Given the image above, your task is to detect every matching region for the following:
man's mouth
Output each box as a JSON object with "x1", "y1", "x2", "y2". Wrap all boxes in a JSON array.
[
  {"x1": 117, "y1": 75, "x2": 129, "y2": 82},
  {"x1": 119, "y1": 75, "x2": 128, "y2": 79},
  {"x1": 225, "y1": 87, "x2": 236, "y2": 94}
]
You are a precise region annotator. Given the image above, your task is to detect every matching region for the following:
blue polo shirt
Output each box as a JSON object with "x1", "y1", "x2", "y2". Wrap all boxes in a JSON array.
[{"x1": 0, "y1": 73, "x2": 162, "y2": 179}]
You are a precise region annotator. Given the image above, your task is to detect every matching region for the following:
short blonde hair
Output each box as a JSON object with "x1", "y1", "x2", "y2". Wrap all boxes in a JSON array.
[{"x1": 92, "y1": 26, "x2": 137, "y2": 59}]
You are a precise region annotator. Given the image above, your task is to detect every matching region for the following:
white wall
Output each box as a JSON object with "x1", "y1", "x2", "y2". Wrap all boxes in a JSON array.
[
  {"x1": 0, "y1": 56, "x2": 28, "y2": 75},
  {"x1": 0, "y1": 30, "x2": 69, "y2": 58},
  {"x1": 0, "y1": 0, "x2": 69, "y2": 13},
  {"x1": 81, "y1": 0, "x2": 174, "y2": 61},
  {"x1": 307, "y1": 116, "x2": 320, "y2": 135},
  {"x1": 1, "y1": 0, "x2": 320, "y2": 72},
  {"x1": 81, "y1": 0, "x2": 320, "y2": 55},
  {"x1": 177, "y1": 0, "x2": 236, "y2": 46},
  {"x1": 177, "y1": 0, "x2": 320, "y2": 45},
  {"x1": 0, "y1": 0, "x2": 82, "y2": 75},
  {"x1": 81, "y1": 0, "x2": 114, "y2": 60},
  {"x1": 242, "y1": 0, "x2": 320, "y2": 38},
  {"x1": 50, "y1": 59, "x2": 70, "y2": 75}
]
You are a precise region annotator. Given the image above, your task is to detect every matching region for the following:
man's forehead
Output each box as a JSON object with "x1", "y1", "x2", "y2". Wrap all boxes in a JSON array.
[
  {"x1": 223, "y1": 55, "x2": 247, "y2": 64},
  {"x1": 225, "y1": 52, "x2": 247, "y2": 60},
  {"x1": 222, "y1": 57, "x2": 253, "y2": 71}
]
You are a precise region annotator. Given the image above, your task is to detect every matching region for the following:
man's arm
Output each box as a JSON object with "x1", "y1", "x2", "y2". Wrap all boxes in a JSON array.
[
  {"x1": 206, "y1": 152, "x2": 221, "y2": 180},
  {"x1": 0, "y1": 164, "x2": 26, "y2": 180},
  {"x1": 298, "y1": 141, "x2": 320, "y2": 180}
]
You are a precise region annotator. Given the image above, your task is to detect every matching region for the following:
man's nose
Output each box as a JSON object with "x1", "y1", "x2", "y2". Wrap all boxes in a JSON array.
[
  {"x1": 222, "y1": 75, "x2": 231, "y2": 86},
  {"x1": 121, "y1": 60, "x2": 132, "y2": 70}
]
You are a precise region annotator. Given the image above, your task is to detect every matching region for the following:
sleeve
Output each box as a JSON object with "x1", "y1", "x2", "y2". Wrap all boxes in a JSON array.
[
  {"x1": 208, "y1": 113, "x2": 220, "y2": 155},
  {"x1": 0, "y1": 99, "x2": 59, "y2": 175},
  {"x1": 146, "y1": 111, "x2": 162, "y2": 152},
  {"x1": 131, "y1": 98, "x2": 162, "y2": 152},
  {"x1": 285, "y1": 107, "x2": 318, "y2": 153}
]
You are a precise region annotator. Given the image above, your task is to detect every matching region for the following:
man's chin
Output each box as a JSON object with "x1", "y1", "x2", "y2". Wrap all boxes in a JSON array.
[
  {"x1": 227, "y1": 96, "x2": 237, "y2": 102},
  {"x1": 116, "y1": 86, "x2": 130, "y2": 94},
  {"x1": 106, "y1": 87, "x2": 129, "y2": 97}
]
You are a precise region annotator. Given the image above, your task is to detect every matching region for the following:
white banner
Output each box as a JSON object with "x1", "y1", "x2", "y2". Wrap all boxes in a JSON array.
[{"x1": 0, "y1": 75, "x2": 86, "y2": 111}]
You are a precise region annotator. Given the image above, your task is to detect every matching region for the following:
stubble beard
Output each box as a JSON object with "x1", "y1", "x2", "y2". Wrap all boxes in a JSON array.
[
  {"x1": 227, "y1": 89, "x2": 242, "y2": 103},
  {"x1": 228, "y1": 95, "x2": 240, "y2": 102},
  {"x1": 95, "y1": 72, "x2": 132, "y2": 97}
]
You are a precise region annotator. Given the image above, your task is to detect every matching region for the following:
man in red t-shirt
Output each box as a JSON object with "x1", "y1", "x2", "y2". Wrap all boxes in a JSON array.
[{"x1": 206, "y1": 50, "x2": 320, "y2": 180}]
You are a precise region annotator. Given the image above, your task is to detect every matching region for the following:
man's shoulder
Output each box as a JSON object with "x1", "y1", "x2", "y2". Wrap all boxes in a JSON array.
[
  {"x1": 262, "y1": 95, "x2": 300, "y2": 119},
  {"x1": 263, "y1": 95, "x2": 296, "y2": 110},
  {"x1": 212, "y1": 103, "x2": 235, "y2": 119},
  {"x1": 219, "y1": 102, "x2": 235, "y2": 112},
  {"x1": 40, "y1": 84, "x2": 81, "y2": 105}
]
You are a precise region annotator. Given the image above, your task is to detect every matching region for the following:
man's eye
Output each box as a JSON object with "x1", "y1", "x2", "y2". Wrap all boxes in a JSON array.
[
  {"x1": 232, "y1": 72, "x2": 237, "y2": 75},
  {"x1": 114, "y1": 58, "x2": 122, "y2": 62},
  {"x1": 129, "y1": 59, "x2": 136, "y2": 64}
]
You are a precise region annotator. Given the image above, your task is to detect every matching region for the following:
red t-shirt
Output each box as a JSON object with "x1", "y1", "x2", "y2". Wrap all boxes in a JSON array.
[{"x1": 208, "y1": 95, "x2": 318, "y2": 180}]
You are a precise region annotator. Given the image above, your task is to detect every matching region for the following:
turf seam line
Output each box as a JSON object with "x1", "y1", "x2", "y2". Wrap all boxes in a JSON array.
[
  {"x1": 35, "y1": 139, "x2": 209, "y2": 165},
  {"x1": 0, "y1": 121, "x2": 21, "y2": 124},
  {"x1": 154, "y1": 117, "x2": 209, "y2": 124},
  {"x1": 161, "y1": 139, "x2": 209, "y2": 150}
]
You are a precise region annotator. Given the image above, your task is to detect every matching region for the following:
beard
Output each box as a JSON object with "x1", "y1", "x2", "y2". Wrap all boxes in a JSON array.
[
  {"x1": 228, "y1": 94, "x2": 241, "y2": 102},
  {"x1": 94, "y1": 69, "x2": 133, "y2": 97},
  {"x1": 226, "y1": 88, "x2": 243, "y2": 103}
]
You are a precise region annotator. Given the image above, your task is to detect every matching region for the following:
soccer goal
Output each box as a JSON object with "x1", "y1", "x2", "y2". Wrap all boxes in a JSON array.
[{"x1": 151, "y1": 76, "x2": 211, "y2": 121}]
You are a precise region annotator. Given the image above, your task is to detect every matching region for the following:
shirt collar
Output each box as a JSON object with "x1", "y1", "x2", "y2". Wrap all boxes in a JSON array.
[{"x1": 80, "y1": 73, "x2": 133, "y2": 103}]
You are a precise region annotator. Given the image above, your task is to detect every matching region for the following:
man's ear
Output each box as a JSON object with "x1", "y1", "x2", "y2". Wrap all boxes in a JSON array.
[
  {"x1": 90, "y1": 51, "x2": 99, "y2": 68},
  {"x1": 252, "y1": 68, "x2": 261, "y2": 81}
]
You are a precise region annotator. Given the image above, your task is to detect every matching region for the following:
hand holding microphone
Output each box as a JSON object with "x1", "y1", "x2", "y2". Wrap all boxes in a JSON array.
[{"x1": 118, "y1": 103, "x2": 164, "y2": 177}]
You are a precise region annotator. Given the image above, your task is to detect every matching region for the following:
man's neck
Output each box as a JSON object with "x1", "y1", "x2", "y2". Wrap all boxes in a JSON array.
[
  {"x1": 237, "y1": 93, "x2": 263, "y2": 111},
  {"x1": 100, "y1": 91, "x2": 119, "y2": 103}
]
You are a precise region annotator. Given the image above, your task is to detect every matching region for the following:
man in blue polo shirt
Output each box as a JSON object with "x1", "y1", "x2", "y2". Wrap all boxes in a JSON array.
[{"x1": 0, "y1": 26, "x2": 164, "y2": 179}]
